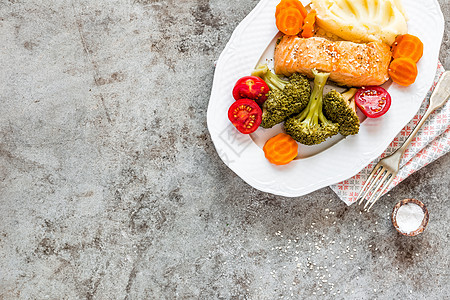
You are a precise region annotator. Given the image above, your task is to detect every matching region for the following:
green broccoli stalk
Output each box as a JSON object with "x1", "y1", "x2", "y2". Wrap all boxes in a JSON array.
[
  {"x1": 284, "y1": 70, "x2": 340, "y2": 145},
  {"x1": 251, "y1": 64, "x2": 311, "y2": 128},
  {"x1": 252, "y1": 64, "x2": 289, "y2": 91},
  {"x1": 323, "y1": 89, "x2": 360, "y2": 136}
]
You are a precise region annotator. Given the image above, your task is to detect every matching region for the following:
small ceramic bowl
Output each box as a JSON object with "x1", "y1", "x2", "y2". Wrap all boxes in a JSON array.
[{"x1": 391, "y1": 198, "x2": 429, "y2": 236}]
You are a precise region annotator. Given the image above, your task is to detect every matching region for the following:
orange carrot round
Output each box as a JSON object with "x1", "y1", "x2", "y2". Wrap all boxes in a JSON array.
[
  {"x1": 263, "y1": 133, "x2": 298, "y2": 165},
  {"x1": 276, "y1": 7, "x2": 304, "y2": 36},
  {"x1": 301, "y1": 9, "x2": 316, "y2": 38},
  {"x1": 392, "y1": 34, "x2": 423, "y2": 63},
  {"x1": 276, "y1": 0, "x2": 307, "y2": 19},
  {"x1": 388, "y1": 57, "x2": 418, "y2": 86}
]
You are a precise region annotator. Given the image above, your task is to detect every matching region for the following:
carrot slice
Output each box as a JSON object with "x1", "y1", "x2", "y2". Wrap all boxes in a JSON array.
[
  {"x1": 275, "y1": 0, "x2": 307, "y2": 19},
  {"x1": 388, "y1": 57, "x2": 418, "y2": 86},
  {"x1": 391, "y1": 34, "x2": 423, "y2": 63},
  {"x1": 276, "y1": 7, "x2": 304, "y2": 36},
  {"x1": 263, "y1": 133, "x2": 298, "y2": 165},
  {"x1": 301, "y1": 9, "x2": 316, "y2": 38}
]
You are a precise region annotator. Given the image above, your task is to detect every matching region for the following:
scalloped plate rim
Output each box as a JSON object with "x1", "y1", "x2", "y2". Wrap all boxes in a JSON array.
[{"x1": 207, "y1": 0, "x2": 444, "y2": 197}]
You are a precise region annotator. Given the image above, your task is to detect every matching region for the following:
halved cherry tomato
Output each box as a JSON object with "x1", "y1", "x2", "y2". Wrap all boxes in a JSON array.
[
  {"x1": 228, "y1": 99, "x2": 262, "y2": 134},
  {"x1": 232, "y1": 76, "x2": 270, "y2": 106},
  {"x1": 354, "y1": 86, "x2": 391, "y2": 118}
]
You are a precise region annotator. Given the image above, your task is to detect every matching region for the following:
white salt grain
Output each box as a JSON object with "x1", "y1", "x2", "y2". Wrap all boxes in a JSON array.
[{"x1": 396, "y1": 203, "x2": 424, "y2": 233}]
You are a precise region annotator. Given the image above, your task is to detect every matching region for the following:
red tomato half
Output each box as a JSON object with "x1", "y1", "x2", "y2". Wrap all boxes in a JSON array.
[
  {"x1": 355, "y1": 86, "x2": 391, "y2": 118},
  {"x1": 228, "y1": 99, "x2": 262, "y2": 134},
  {"x1": 232, "y1": 76, "x2": 270, "y2": 106}
]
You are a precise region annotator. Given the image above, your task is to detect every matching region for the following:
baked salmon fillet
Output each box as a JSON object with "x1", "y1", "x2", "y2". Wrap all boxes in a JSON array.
[{"x1": 274, "y1": 35, "x2": 392, "y2": 87}]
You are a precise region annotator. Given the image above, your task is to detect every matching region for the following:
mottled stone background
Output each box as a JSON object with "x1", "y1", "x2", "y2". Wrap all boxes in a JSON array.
[{"x1": 0, "y1": 0, "x2": 449, "y2": 299}]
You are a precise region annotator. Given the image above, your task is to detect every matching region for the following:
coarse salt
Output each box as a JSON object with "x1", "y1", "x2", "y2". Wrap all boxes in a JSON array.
[{"x1": 395, "y1": 203, "x2": 424, "y2": 234}]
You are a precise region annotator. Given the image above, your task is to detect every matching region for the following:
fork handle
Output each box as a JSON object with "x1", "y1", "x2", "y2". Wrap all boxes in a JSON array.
[{"x1": 395, "y1": 71, "x2": 450, "y2": 157}]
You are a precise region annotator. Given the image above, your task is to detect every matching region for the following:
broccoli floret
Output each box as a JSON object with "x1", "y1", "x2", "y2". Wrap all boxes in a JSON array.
[
  {"x1": 323, "y1": 89, "x2": 360, "y2": 136},
  {"x1": 251, "y1": 64, "x2": 311, "y2": 128},
  {"x1": 284, "y1": 70, "x2": 340, "y2": 145}
]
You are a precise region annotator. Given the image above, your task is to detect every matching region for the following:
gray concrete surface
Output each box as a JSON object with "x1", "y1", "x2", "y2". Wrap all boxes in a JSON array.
[{"x1": 1, "y1": 0, "x2": 449, "y2": 299}]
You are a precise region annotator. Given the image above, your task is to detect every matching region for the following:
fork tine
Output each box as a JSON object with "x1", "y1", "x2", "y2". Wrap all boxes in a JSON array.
[
  {"x1": 357, "y1": 165, "x2": 384, "y2": 205},
  {"x1": 357, "y1": 164, "x2": 382, "y2": 205},
  {"x1": 363, "y1": 170, "x2": 390, "y2": 209},
  {"x1": 366, "y1": 174, "x2": 395, "y2": 211}
]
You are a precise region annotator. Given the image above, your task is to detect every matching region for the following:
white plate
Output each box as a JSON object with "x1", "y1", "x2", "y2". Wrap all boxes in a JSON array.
[{"x1": 207, "y1": 0, "x2": 444, "y2": 197}]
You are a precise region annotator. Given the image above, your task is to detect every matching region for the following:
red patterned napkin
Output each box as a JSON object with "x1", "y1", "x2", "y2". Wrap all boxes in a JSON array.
[{"x1": 331, "y1": 62, "x2": 448, "y2": 205}]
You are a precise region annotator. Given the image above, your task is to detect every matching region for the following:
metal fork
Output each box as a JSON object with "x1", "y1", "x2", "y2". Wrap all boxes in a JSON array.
[{"x1": 357, "y1": 71, "x2": 450, "y2": 211}]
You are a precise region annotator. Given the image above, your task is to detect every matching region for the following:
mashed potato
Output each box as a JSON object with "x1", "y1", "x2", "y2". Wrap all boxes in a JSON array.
[{"x1": 311, "y1": 0, "x2": 408, "y2": 45}]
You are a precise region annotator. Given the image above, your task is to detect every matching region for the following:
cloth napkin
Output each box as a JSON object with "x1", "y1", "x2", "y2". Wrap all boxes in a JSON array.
[{"x1": 330, "y1": 62, "x2": 448, "y2": 205}]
